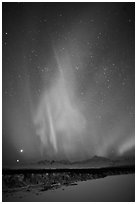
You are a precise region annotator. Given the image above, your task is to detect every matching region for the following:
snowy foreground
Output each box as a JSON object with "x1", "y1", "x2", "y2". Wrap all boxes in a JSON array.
[{"x1": 3, "y1": 164, "x2": 135, "y2": 202}]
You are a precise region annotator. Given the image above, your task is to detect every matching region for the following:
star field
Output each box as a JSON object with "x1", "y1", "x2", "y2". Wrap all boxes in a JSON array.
[{"x1": 2, "y1": 3, "x2": 135, "y2": 166}]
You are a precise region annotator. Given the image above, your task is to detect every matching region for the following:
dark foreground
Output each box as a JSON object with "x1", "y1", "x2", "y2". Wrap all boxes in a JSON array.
[{"x1": 3, "y1": 165, "x2": 135, "y2": 202}]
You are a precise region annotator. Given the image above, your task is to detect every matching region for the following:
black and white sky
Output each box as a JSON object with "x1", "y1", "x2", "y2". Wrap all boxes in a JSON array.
[{"x1": 2, "y1": 2, "x2": 135, "y2": 166}]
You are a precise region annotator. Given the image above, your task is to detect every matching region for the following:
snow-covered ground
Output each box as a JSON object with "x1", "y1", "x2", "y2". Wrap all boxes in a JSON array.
[{"x1": 3, "y1": 174, "x2": 135, "y2": 202}]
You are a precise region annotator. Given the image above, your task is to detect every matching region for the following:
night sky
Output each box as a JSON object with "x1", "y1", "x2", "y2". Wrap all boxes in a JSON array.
[{"x1": 2, "y1": 3, "x2": 135, "y2": 166}]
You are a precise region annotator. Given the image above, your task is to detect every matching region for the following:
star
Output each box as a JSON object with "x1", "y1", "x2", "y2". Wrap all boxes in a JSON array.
[
  {"x1": 122, "y1": 81, "x2": 126, "y2": 86},
  {"x1": 18, "y1": 74, "x2": 21, "y2": 78},
  {"x1": 75, "y1": 66, "x2": 79, "y2": 71},
  {"x1": 128, "y1": 19, "x2": 131, "y2": 23}
]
